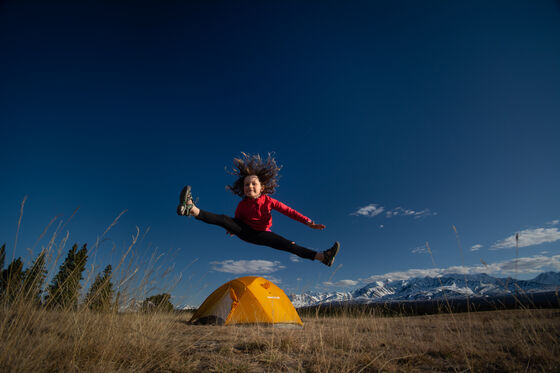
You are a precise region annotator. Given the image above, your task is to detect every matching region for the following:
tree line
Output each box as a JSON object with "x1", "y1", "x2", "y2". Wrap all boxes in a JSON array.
[{"x1": 0, "y1": 243, "x2": 173, "y2": 312}]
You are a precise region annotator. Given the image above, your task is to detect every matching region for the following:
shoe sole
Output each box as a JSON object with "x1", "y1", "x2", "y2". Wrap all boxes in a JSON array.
[
  {"x1": 326, "y1": 242, "x2": 340, "y2": 267},
  {"x1": 177, "y1": 185, "x2": 192, "y2": 216}
]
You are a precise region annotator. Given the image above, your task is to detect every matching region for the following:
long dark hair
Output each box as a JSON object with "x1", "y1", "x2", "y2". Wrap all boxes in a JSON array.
[{"x1": 226, "y1": 153, "x2": 281, "y2": 197}]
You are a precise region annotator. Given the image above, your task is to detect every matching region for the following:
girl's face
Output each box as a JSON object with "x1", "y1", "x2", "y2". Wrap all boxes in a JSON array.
[{"x1": 244, "y1": 175, "x2": 263, "y2": 199}]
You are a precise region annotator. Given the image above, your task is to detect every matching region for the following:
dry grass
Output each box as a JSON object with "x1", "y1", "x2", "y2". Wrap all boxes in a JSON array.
[{"x1": 1, "y1": 302, "x2": 559, "y2": 372}]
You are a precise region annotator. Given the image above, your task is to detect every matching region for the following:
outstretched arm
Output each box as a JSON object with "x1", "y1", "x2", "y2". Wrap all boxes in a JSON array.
[
  {"x1": 269, "y1": 197, "x2": 326, "y2": 230},
  {"x1": 307, "y1": 221, "x2": 326, "y2": 230}
]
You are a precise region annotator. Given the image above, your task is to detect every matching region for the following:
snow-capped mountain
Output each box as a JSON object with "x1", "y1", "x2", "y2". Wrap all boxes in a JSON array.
[
  {"x1": 290, "y1": 291, "x2": 353, "y2": 308},
  {"x1": 532, "y1": 271, "x2": 560, "y2": 285},
  {"x1": 289, "y1": 272, "x2": 560, "y2": 308}
]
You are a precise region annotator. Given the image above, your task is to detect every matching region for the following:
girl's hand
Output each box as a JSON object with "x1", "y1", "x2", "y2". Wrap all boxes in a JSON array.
[{"x1": 308, "y1": 222, "x2": 326, "y2": 230}]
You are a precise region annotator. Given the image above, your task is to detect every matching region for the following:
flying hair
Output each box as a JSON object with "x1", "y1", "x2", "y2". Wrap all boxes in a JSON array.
[{"x1": 226, "y1": 152, "x2": 282, "y2": 197}]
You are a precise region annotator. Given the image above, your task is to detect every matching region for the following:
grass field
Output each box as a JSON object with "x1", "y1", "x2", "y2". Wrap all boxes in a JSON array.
[{"x1": 1, "y1": 302, "x2": 559, "y2": 372}]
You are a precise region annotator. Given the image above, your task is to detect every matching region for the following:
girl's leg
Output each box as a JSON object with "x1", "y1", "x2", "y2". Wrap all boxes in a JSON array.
[
  {"x1": 194, "y1": 211, "x2": 316, "y2": 260},
  {"x1": 248, "y1": 231, "x2": 317, "y2": 260},
  {"x1": 194, "y1": 210, "x2": 335, "y2": 264},
  {"x1": 195, "y1": 210, "x2": 244, "y2": 235}
]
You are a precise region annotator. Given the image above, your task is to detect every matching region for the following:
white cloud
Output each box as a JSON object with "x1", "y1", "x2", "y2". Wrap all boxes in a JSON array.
[
  {"x1": 379, "y1": 224, "x2": 384, "y2": 229},
  {"x1": 352, "y1": 204, "x2": 436, "y2": 220},
  {"x1": 548, "y1": 220, "x2": 559, "y2": 226},
  {"x1": 210, "y1": 259, "x2": 285, "y2": 274},
  {"x1": 362, "y1": 268, "x2": 443, "y2": 282},
  {"x1": 289, "y1": 255, "x2": 302, "y2": 263},
  {"x1": 470, "y1": 244, "x2": 483, "y2": 251},
  {"x1": 360, "y1": 254, "x2": 560, "y2": 283},
  {"x1": 352, "y1": 204, "x2": 385, "y2": 217},
  {"x1": 386, "y1": 207, "x2": 435, "y2": 219},
  {"x1": 261, "y1": 275, "x2": 282, "y2": 284},
  {"x1": 324, "y1": 279, "x2": 359, "y2": 287},
  {"x1": 491, "y1": 255, "x2": 560, "y2": 273},
  {"x1": 491, "y1": 228, "x2": 560, "y2": 249},
  {"x1": 411, "y1": 246, "x2": 429, "y2": 254}
]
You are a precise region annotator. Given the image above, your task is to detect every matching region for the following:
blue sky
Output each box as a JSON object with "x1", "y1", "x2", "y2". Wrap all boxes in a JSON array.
[{"x1": 1, "y1": 0, "x2": 560, "y2": 307}]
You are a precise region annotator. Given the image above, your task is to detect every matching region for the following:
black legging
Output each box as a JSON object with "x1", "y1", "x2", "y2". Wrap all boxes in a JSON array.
[{"x1": 195, "y1": 210, "x2": 317, "y2": 260}]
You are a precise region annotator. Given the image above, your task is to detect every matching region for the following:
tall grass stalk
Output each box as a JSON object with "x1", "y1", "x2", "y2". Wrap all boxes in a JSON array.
[
  {"x1": 452, "y1": 225, "x2": 473, "y2": 331},
  {"x1": 12, "y1": 195, "x2": 27, "y2": 262},
  {"x1": 426, "y1": 240, "x2": 473, "y2": 371}
]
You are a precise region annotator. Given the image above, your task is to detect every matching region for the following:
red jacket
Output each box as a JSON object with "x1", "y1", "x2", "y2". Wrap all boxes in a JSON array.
[{"x1": 235, "y1": 194, "x2": 311, "y2": 231}]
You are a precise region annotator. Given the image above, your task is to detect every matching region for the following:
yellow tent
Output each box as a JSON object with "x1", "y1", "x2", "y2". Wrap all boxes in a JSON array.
[{"x1": 189, "y1": 276, "x2": 303, "y2": 327}]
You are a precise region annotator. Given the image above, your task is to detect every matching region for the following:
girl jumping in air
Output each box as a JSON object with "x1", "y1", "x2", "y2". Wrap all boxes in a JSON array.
[{"x1": 176, "y1": 153, "x2": 340, "y2": 266}]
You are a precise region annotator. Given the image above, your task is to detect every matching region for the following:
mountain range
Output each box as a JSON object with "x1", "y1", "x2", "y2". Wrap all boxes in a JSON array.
[{"x1": 289, "y1": 272, "x2": 560, "y2": 308}]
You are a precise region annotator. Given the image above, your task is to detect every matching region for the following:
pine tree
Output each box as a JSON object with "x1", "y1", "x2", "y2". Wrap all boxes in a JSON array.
[
  {"x1": 142, "y1": 293, "x2": 174, "y2": 313},
  {"x1": 45, "y1": 244, "x2": 76, "y2": 309},
  {"x1": 70, "y1": 244, "x2": 88, "y2": 309},
  {"x1": 22, "y1": 250, "x2": 47, "y2": 306},
  {"x1": 45, "y1": 243, "x2": 88, "y2": 310},
  {"x1": 85, "y1": 265, "x2": 114, "y2": 312},
  {"x1": 0, "y1": 258, "x2": 24, "y2": 303}
]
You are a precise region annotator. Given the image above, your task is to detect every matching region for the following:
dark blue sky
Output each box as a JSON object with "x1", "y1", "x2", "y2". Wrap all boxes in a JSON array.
[{"x1": 2, "y1": 0, "x2": 560, "y2": 307}]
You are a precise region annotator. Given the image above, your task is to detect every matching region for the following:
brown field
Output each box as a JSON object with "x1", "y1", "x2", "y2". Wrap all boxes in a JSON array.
[{"x1": 1, "y1": 303, "x2": 559, "y2": 372}]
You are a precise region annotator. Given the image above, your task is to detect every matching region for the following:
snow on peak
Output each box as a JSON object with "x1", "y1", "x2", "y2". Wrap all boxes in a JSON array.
[{"x1": 289, "y1": 272, "x2": 559, "y2": 307}]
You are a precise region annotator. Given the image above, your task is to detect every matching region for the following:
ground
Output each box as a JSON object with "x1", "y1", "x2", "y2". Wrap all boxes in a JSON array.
[{"x1": 1, "y1": 306, "x2": 559, "y2": 372}]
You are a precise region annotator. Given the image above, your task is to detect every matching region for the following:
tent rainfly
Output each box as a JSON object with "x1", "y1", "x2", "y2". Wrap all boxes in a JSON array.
[{"x1": 189, "y1": 276, "x2": 303, "y2": 327}]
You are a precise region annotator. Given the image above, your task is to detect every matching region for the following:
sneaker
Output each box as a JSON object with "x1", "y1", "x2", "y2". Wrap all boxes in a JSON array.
[
  {"x1": 322, "y1": 242, "x2": 340, "y2": 267},
  {"x1": 177, "y1": 185, "x2": 194, "y2": 216}
]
